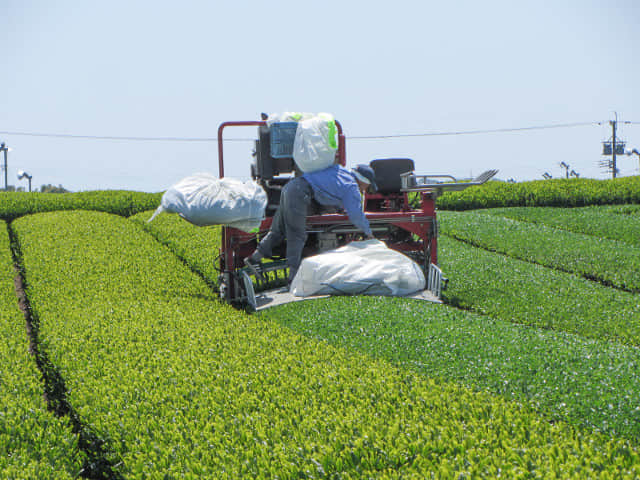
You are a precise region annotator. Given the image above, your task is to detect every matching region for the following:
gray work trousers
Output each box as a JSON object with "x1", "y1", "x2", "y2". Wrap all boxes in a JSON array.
[{"x1": 256, "y1": 177, "x2": 313, "y2": 281}]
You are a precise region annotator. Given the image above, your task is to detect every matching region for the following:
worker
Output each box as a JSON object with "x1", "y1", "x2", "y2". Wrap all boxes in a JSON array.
[{"x1": 245, "y1": 163, "x2": 377, "y2": 284}]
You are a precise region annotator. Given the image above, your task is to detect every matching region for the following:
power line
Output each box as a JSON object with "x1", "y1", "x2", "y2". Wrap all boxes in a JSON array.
[
  {"x1": 0, "y1": 121, "x2": 622, "y2": 143},
  {"x1": 348, "y1": 121, "x2": 599, "y2": 140},
  {"x1": 0, "y1": 131, "x2": 223, "y2": 142}
]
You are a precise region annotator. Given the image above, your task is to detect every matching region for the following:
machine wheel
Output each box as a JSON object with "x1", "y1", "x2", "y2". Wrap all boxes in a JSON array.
[{"x1": 240, "y1": 271, "x2": 257, "y2": 312}]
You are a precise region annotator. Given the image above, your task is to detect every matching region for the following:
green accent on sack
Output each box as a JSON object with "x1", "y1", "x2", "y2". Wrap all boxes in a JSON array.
[{"x1": 327, "y1": 120, "x2": 337, "y2": 149}]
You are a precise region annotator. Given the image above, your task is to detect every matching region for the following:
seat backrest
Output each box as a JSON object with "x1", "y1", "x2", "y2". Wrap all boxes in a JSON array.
[{"x1": 370, "y1": 158, "x2": 415, "y2": 193}]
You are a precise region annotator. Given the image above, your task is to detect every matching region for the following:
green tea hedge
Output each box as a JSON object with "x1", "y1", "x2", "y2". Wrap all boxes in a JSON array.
[
  {"x1": 130, "y1": 205, "x2": 640, "y2": 345},
  {"x1": 438, "y1": 235, "x2": 640, "y2": 345},
  {"x1": 13, "y1": 210, "x2": 640, "y2": 478},
  {"x1": 130, "y1": 209, "x2": 222, "y2": 287},
  {"x1": 264, "y1": 296, "x2": 640, "y2": 440},
  {"x1": 0, "y1": 190, "x2": 162, "y2": 221},
  {"x1": 0, "y1": 221, "x2": 84, "y2": 478},
  {"x1": 437, "y1": 176, "x2": 640, "y2": 210},
  {"x1": 483, "y1": 205, "x2": 640, "y2": 246},
  {"x1": 439, "y1": 210, "x2": 640, "y2": 292}
]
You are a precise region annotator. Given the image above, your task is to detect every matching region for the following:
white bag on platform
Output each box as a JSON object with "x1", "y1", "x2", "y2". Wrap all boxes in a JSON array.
[
  {"x1": 149, "y1": 173, "x2": 267, "y2": 232},
  {"x1": 291, "y1": 239, "x2": 426, "y2": 297}
]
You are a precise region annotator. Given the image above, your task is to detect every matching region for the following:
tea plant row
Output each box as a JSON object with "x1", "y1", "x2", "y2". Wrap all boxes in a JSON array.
[
  {"x1": 139, "y1": 207, "x2": 640, "y2": 346},
  {"x1": 137, "y1": 209, "x2": 640, "y2": 439},
  {"x1": 136, "y1": 207, "x2": 640, "y2": 426},
  {"x1": 133, "y1": 208, "x2": 222, "y2": 285},
  {"x1": 438, "y1": 210, "x2": 640, "y2": 292},
  {"x1": 0, "y1": 190, "x2": 161, "y2": 221},
  {"x1": 2, "y1": 173, "x2": 637, "y2": 223},
  {"x1": 438, "y1": 235, "x2": 640, "y2": 345},
  {"x1": 437, "y1": 176, "x2": 640, "y2": 210},
  {"x1": 11, "y1": 210, "x2": 640, "y2": 477},
  {"x1": 265, "y1": 296, "x2": 640, "y2": 440},
  {"x1": 483, "y1": 204, "x2": 640, "y2": 246},
  {"x1": 0, "y1": 221, "x2": 84, "y2": 479}
]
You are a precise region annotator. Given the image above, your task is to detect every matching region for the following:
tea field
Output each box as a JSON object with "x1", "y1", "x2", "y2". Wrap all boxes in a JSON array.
[{"x1": 1, "y1": 178, "x2": 640, "y2": 478}]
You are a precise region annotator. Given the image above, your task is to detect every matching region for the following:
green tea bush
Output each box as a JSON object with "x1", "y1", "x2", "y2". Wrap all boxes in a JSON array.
[
  {"x1": 132, "y1": 210, "x2": 289, "y2": 292},
  {"x1": 0, "y1": 221, "x2": 84, "y2": 478},
  {"x1": 13, "y1": 210, "x2": 640, "y2": 478},
  {"x1": 438, "y1": 235, "x2": 640, "y2": 345},
  {"x1": 0, "y1": 190, "x2": 162, "y2": 221},
  {"x1": 130, "y1": 209, "x2": 221, "y2": 286},
  {"x1": 265, "y1": 296, "x2": 640, "y2": 440},
  {"x1": 439, "y1": 210, "x2": 640, "y2": 292},
  {"x1": 132, "y1": 204, "x2": 640, "y2": 438},
  {"x1": 484, "y1": 204, "x2": 640, "y2": 246},
  {"x1": 437, "y1": 177, "x2": 640, "y2": 210}
]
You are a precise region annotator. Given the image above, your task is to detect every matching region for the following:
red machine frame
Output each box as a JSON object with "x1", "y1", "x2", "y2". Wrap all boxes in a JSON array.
[{"x1": 216, "y1": 119, "x2": 450, "y2": 308}]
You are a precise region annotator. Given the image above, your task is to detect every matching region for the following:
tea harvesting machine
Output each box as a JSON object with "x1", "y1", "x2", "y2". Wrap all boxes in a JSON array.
[{"x1": 216, "y1": 118, "x2": 497, "y2": 310}]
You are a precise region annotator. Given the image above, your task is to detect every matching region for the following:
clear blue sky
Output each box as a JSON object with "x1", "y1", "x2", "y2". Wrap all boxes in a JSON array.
[{"x1": 2, "y1": 0, "x2": 639, "y2": 192}]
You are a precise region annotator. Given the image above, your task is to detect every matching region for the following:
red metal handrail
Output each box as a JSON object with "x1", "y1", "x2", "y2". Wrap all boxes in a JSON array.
[{"x1": 217, "y1": 119, "x2": 346, "y2": 178}]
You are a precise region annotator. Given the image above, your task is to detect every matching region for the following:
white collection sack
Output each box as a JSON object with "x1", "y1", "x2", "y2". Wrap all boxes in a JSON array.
[
  {"x1": 292, "y1": 113, "x2": 338, "y2": 173},
  {"x1": 267, "y1": 112, "x2": 338, "y2": 173},
  {"x1": 148, "y1": 173, "x2": 267, "y2": 232},
  {"x1": 290, "y1": 239, "x2": 426, "y2": 297},
  {"x1": 266, "y1": 112, "x2": 314, "y2": 125}
]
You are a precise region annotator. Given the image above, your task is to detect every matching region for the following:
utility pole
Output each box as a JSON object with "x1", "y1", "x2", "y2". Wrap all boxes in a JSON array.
[
  {"x1": 0, "y1": 143, "x2": 8, "y2": 190},
  {"x1": 601, "y1": 113, "x2": 630, "y2": 179},
  {"x1": 611, "y1": 119, "x2": 617, "y2": 179}
]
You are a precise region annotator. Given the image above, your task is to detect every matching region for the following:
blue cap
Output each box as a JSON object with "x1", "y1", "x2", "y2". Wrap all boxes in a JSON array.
[{"x1": 352, "y1": 164, "x2": 378, "y2": 192}]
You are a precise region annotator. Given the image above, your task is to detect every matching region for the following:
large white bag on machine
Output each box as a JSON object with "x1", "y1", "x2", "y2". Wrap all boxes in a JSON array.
[
  {"x1": 266, "y1": 112, "x2": 314, "y2": 125},
  {"x1": 148, "y1": 173, "x2": 267, "y2": 232},
  {"x1": 292, "y1": 113, "x2": 338, "y2": 173},
  {"x1": 291, "y1": 239, "x2": 426, "y2": 297}
]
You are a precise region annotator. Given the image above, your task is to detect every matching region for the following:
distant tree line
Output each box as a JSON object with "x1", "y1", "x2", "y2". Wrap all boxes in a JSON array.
[
  {"x1": 39, "y1": 184, "x2": 70, "y2": 193},
  {"x1": 2, "y1": 184, "x2": 70, "y2": 193}
]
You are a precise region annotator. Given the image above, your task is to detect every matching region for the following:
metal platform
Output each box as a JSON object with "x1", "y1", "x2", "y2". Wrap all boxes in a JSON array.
[
  {"x1": 253, "y1": 287, "x2": 442, "y2": 311},
  {"x1": 400, "y1": 169, "x2": 498, "y2": 195},
  {"x1": 239, "y1": 260, "x2": 445, "y2": 311}
]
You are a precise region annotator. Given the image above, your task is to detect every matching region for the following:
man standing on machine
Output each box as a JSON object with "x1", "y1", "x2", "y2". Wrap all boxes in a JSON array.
[{"x1": 245, "y1": 163, "x2": 377, "y2": 284}]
